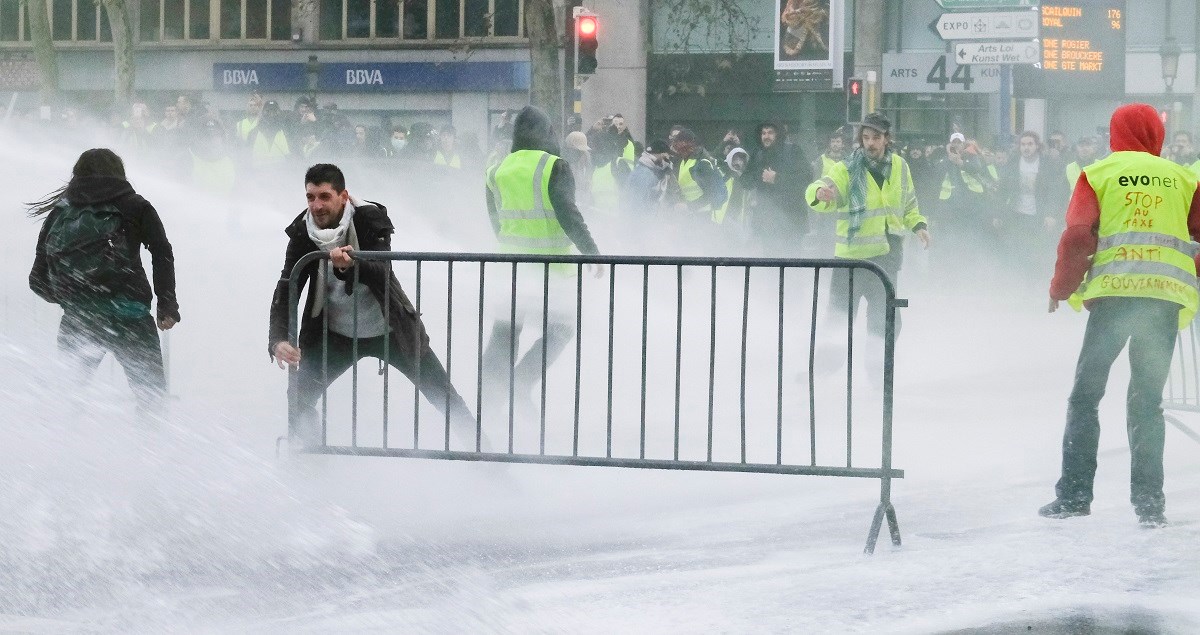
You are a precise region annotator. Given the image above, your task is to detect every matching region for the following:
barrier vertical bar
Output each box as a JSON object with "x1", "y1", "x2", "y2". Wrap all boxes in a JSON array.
[
  {"x1": 573, "y1": 263, "x2": 583, "y2": 457},
  {"x1": 540, "y1": 263, "x2": 550, "y2": 456},
  {"x1": 322, "y1": 272, "x2": 329, "y2": 447},
  {"x1": 846, "y1": 268, "x2": 855, "y2": 468},
  {"x1": 777, "y1": 266, "x2": 786, "y2": 465},
  {"x1": 866, "y1": 272, "x2": 903, "y2": 554},
  {"x1": 382, "y1": 260, "x2": 391, "y2": 449},
  {"x1": 707, "y1": 265, "x2": 717, "y2": 462},
  {"x1": 674, "y1": 264, "x2": 683, "y2": 461},
  {"x1": 476, "y1": 262, "x2": 486, "y2": 452},
  {"x1": 508, "y1": 263, "x2": 518, "y2": 454},
  {"x1": 606, "y1": 264, "x2": 616, "y2": 458},
  {"x1": 413, "y1": 261, "x2": 422, "y2": 449},
  {"x1": 445, "y1": 261, "x2": 454, "y2": 451},
  {"x1": 640, "y1": 264, "x2": 649, "y2": 460},
  {"x1": 740, "y1": 267, "x2": 751, "y2": 463},
  {"x1": 351, "y1": 261, "x2": 360, "y2": 448},
  {"x1": 809, "y1": 268, "x2": 820, "y2": 466}
]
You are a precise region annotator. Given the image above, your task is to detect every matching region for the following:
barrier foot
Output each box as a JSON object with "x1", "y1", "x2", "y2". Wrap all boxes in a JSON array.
[
  {"x1": 1166, "y1": 414, "x2": 1200, "y2": 446},
  {"x1": 864, "y1": 502, "x2": 901, "y2": 554},
  {"x1": 275, "y1": 435, "x2": 287, "y2": 459}
]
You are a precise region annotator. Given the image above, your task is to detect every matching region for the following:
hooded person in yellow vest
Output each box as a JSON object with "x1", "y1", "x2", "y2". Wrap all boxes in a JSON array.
[
  {"x1": 807, "y1": 112, "x2": 930, "y2": 340},
  {"x1": 1042, "y1": 103, "x2": 1200, "y2": 528},
  {"x1": 483, "y1": 105, "x2": 601, "y2": 416}
]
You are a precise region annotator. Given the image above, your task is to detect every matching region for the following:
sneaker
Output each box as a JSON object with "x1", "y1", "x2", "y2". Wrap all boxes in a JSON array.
[
  {"x1": 1137, "y1": 510, "x2": 1168, "y2": 528},
  {"x1": 1038, "y1": 499, "x2": 1091, "y2": 519}
]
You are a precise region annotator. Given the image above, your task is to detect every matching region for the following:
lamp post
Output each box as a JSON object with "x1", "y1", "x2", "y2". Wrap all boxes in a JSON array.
[{"x1": 1161, "y1": 36, "x2": 1181, "y2": 134}]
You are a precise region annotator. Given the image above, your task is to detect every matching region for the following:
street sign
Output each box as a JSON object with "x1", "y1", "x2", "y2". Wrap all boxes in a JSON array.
[
  {"x1": 933, "y1": 8, "x2": 1039, "y2": 40},
  {"x1": 954, "y1": 39, "x2": 1041, "y2": 64},
  {"x1": 882, "y1": 52, "x2": 1001, "y2": 93},
  {"x1": 936, "y1": 0, "x2": 1038, "y2": 8}
]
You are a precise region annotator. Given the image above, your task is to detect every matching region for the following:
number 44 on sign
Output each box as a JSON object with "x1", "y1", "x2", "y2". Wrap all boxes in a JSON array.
[{"x1": 882, "y1": 52, "x2": 1001, "y2": 94}]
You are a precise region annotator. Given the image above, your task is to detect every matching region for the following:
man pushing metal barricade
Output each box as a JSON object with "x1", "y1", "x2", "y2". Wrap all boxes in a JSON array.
[{"x1": 276, "y1": 248, "x2": 910, "y2": 554}]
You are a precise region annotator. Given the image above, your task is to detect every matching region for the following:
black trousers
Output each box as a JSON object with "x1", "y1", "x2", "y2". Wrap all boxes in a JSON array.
[
  {"x1": 1056, "y1": 297, "x2": 1177, "y2": 514},
  {"x1": 58, "y1": 310, "x2": 166, "y2": 419},
  {"x1": 827, "y1": 234, "x2": 904, "y2": 338},
  {"x1": 480, "y1": 318, "x2": 574, "y2": 407},
  {"x1": 293, "y1": 331, "x2": 476, "y2": 441}
]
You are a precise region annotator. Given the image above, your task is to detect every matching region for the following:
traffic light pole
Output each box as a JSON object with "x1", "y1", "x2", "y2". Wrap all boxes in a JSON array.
[{"x1": 563, "y1": 0, "x2": 580, "y2": 133}]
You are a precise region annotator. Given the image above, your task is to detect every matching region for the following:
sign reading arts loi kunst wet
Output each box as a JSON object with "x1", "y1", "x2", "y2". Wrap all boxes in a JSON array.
[{"x1": 1013, "y1": 0, "x2": 1126, "y2": 97}]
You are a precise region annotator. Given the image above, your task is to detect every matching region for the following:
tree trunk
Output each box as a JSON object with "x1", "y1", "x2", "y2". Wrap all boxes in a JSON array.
[
  {"x1": 101, "y1": 0, "x2": 136, "y2": 109},
  {"x1": 22, "y1": 0, "x2": 58, "y2": 105},
  {"x1": 525, "y1": 0, "x2": 563, "y2": 132}
]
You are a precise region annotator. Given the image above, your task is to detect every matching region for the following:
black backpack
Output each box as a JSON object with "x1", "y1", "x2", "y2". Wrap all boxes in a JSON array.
[{"x1": 43, "y1": 200, "x2": 135, "y2": 300}]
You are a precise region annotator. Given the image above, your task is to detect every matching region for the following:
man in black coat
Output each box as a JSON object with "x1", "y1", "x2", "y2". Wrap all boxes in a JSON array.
[
  {"x1": 269, "y1": 163, "x2": 475, "y2": 448},
  {"x1": 743, "y1": 121, "x2": 814, "y2": 255}
]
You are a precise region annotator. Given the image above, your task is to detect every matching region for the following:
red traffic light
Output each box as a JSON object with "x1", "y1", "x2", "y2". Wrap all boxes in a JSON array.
[
  {"x1": 849, "y1": 80, "x2": 862, "y2": 95},
  {"x1": 578, "y1": 16, "x2": 597, "y2": 36}
]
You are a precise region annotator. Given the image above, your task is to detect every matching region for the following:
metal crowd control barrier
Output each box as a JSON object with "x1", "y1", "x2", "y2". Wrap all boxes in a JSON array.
[
  {"x1": 284, "y1": 252, "x2": 907, "y2": 554},
  {"x1": 1163, "y1": 320, "x2": 1200, "y2": 445}
]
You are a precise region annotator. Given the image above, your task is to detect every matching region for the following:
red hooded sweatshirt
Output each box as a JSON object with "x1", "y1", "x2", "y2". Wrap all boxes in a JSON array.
[{"x1": 1049, "y1": 103, "x2": 1200, "y2": 301}]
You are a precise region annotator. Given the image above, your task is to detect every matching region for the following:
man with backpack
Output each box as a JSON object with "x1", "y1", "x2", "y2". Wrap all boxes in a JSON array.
[{"x1": 28, "y1": 148, "x2": 180, "y2": 422}]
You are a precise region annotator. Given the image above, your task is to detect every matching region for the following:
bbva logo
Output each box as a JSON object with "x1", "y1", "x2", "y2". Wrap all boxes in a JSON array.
[
  {"x1": 222, "y1": 69, "x2": 259, "y2": 85},
  {"x1": 346, "y1": 69, "x2": 385, "y2": 85}
]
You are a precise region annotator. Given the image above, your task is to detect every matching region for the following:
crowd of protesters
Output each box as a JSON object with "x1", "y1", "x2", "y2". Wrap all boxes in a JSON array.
[{"x1": 13, "y1": 92, "x2": 1190, "y2": 280}]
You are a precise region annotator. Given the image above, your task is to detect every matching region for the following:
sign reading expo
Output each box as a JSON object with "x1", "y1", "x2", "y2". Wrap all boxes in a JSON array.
[{"x1": 1013, "y1": 0, "x2": 1126, "y2": 97}]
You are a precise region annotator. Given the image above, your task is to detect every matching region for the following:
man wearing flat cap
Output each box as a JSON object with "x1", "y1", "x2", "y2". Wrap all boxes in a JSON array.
[{"x1": 807, "y1": 112, "x2": 931, "y2": 340}]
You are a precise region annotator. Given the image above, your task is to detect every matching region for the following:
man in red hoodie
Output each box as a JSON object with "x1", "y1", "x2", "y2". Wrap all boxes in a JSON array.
[{"x1": 1044, "y1": 103, "x2": 1200, "y2": 527}]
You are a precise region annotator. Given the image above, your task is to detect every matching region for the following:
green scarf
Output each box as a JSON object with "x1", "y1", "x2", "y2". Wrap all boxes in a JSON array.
[{"x1": 845, "y1": 147, "x2": 893, "y2": 238}]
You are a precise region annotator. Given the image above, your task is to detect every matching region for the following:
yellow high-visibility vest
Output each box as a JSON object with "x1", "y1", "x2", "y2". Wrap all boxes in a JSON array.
[
  {"x1": 1075, "y1": 151, "x2": 1199, "y2": 328},
  {"x1": 486, "y1": 149, "x2": 572, "y2": 256},
  {"x1": 435, "y1": 151, "x2": 462, "y2": 169},
  {"x1": 251, "y1": 129, "x2": 289, "y2": 166},
  {"x1": 805, "y1": 154, "x2": 926, "y2": 259}
]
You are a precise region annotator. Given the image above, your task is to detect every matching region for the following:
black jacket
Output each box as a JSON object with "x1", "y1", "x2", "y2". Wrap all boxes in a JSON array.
[
  {"x1": 1000, "y1": 155, "x2": 1068, "y2": 219},
  {"x1": 29, "y1": 175, "x2": 180, "y2": 321},
  {"x1": 743, "y1": 127, "x2": 813, "y2": 212},
  {"x1": 268, "y1": 202, "x2": 427, "y2": 358}
]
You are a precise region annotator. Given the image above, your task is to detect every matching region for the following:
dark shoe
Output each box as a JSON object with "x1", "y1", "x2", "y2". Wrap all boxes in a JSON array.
[
  {"x1": 1137, "y1": 510, "x2": 1168, "y2": 528},
  {"x1": 1038, "y1": 499, "x2": 1091, "y2": 519}
]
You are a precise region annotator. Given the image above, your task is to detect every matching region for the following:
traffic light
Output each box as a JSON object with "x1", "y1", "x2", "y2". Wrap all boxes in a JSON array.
[
  {"x1": 846, "y1": 77, "x2": 865, "y2": 124},
  {"x1": 575, "y1": 11, "x2": 598, "y2": 75}
]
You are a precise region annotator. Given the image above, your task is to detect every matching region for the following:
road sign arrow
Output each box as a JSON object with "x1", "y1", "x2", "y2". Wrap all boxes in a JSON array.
[
  {"x1": 935, "y1": 7, "x2": 1040, "y2": 41},
  {"x1": 953, "y1": 39, "x2": 1041, "y2": 65}
]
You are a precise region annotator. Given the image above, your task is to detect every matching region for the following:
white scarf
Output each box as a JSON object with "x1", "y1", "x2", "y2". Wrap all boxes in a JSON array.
[{"x1": 306, "y1": 199, "x2": 360, "y2": 318}]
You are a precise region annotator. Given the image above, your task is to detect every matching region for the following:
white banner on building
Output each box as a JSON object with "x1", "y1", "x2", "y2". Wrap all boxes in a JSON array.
[{"x1": 774, "y1": 0, "x2": 845, "y2": 89}]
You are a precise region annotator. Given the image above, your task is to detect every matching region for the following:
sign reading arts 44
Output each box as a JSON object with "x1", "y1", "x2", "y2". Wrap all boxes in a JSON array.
[{"x1": 882, "y1": 52, "x2": 1001, "y2": 94}]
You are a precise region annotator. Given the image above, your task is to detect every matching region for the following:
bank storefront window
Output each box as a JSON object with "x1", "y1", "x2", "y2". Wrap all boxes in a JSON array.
[
  {"x1": 319, "y1": 0, "x2": 523, "y2": 41},
  {"x1": 135, "y1": 0, "x2": 289, "y2": 42}
]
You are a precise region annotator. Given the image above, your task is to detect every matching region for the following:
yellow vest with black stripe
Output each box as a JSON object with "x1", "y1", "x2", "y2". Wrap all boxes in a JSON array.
[
  {"x1": 236, "y1": 117, "x2": 258, "y2": 142},
  {"x1": 435, "y1": 151, "x2": 462, "y2": 169},
  {"x1": 1075, "y1": 151, "x2": 1199, "y2": 328},
  {"x1": 486, "y1": 149, "x2": 573, "y2": 257},
  {"x1": 805, "y1": 153, "x2": 926, "y2": 259},
  {"x1": 251, "y1": 129, "x2": 289, "y2": 166},
  {"x1": 939, "y1": 168, "x2": 986, "y2": 200}
]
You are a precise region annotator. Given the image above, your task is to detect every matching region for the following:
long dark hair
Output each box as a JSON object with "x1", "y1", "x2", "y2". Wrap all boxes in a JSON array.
[{"x1": 28, "y1": 148, "x2": 127, "y2": 217}]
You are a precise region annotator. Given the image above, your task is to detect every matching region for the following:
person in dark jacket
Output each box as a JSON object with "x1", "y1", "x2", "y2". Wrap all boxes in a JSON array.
[
  {"x1": 744, "y1": 121, "x2": 814, "y2": 255},
  {"x1": 29, "y1": 148, "x2": 180, "y2": 421},
  {"x1": 269, "y1": 163, "x2": 475, "y2": 449},
  {"x1": 482, "y1": 106, "x2": 600, "y2": 416}
]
